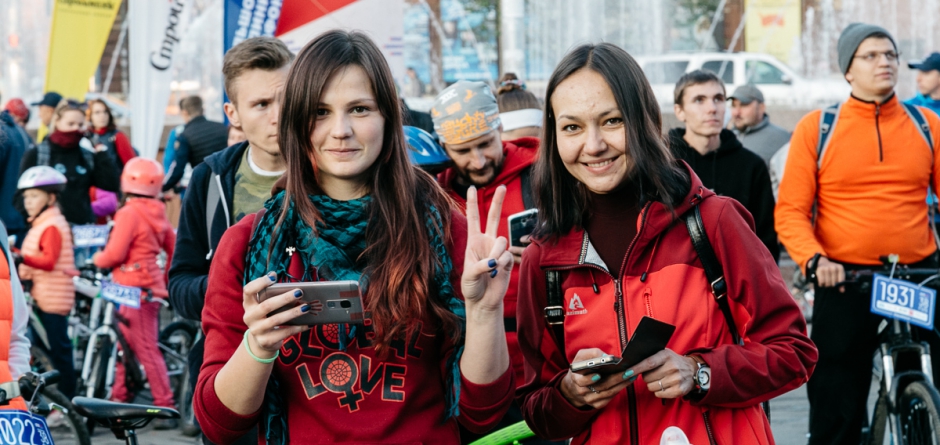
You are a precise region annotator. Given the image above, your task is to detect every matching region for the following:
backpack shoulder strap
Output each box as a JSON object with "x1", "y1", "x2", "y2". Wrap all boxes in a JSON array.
[
  {"x1": 204, "y1": 173, "x2": 231, "y2": 261},
  {"x1": 901, "y1": 102, "x2": 934, "y2": 153},
  {"x1": 684, "y1": 206, "x2": 743, "y2": 346},
  {"x1": 544, "y1": 269, "x2": 566, "y2": 352},
  {"x1": 37, "y1": 141, "x2": 50, "y2": 166},
  {"x1": 816, "y1": 103, "x2": 842, "y2": 169},
  {"x1": 520, "y1": 166, "x2": 535, "y2": 210}
]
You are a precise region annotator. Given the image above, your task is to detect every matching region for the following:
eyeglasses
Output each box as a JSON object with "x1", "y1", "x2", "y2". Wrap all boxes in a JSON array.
[{"x1": 854, "y1": 51, "x2": 900, "y2": 63}]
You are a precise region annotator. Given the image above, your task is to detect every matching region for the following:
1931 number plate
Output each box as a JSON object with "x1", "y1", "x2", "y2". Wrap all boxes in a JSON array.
[{"x1": 870, "y1": 273, "x2": 936, "y2": 330}]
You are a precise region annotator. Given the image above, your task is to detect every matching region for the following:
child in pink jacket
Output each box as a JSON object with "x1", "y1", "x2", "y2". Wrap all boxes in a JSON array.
[{"x1": 93, "y1": 158, "x2": 177, "y2": 429}]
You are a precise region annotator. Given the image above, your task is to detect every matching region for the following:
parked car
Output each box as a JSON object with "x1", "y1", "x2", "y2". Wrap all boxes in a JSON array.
[{"x1": 635, "y1": 52, "x2": 850, "y2": 109}]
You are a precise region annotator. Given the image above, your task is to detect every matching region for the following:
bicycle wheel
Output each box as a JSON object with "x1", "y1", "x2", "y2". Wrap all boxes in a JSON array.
[
  {"x1": 868, "y1": 392, "x2": 890, "y2": 445},
  {"x1": 41, "y1": 386, "x2": 91, "y2": 445},
  {"x1": 899, "y1": 380, "x2": 940, "y2": 444},
  {"x1": 83, "y1": 335, "x2": 112, "y2": 434},
  {"x1": 159, "y1": 321, "x2": 196, "y2": 429}
]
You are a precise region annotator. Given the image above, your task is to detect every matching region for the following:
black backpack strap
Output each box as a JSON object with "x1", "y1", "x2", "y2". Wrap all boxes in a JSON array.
[
  {"x1": 544, "y1": 269, "x2": 565, "y2": 351},
  {"x1": 901, "y1": 102, "x2": 935, "y2": 153},
  {"x1": 520, "y1": 166, "x2": 535, "y2": 210},
  {"x1": 684, "y1": 206, "x2": 743, "y2": 346}
]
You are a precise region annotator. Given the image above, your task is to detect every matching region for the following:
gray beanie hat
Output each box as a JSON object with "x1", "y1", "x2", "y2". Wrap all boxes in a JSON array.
[{"x1": 838, "y1": 23, "x2": 897, "y2": 74}]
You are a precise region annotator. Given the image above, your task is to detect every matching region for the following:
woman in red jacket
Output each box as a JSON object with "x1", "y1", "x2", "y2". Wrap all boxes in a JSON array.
[
  {"x1": 193, "y1": 30, "x2": 515, "y2": 444},
  {"x1": 93, "y1": 157, "x2": 177, "y2": 429},
  {"x1": 515, "y1": 43, "x2": 817, "y2": 444}
]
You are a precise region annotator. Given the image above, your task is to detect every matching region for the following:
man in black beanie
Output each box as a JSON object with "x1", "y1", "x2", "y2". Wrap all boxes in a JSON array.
[{"x1": 777, "y1": 22, "x2": 940, "y2": 445}]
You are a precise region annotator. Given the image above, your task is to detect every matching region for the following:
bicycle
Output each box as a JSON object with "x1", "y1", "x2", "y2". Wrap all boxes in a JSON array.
[
  {"x1": 0, "y1": 370, "x2": 90, "y2": 445},
  {"x1": 809, "y1": 257, "x2": 940, "y2": 444},
  {"x1": 70, "y1": 396, "x2": 179, "y2": 445},
  {"x1": 79, "y1": 282, "x2": 194, "y2": 433}
]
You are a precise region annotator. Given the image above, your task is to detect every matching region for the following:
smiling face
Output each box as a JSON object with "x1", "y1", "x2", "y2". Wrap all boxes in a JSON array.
[
  {"x1": 674, "y1": 81, "x2": 726, "y2": 138},
  {"x1": 90, "y1": 102, "x2": 111, "y2": 130},
  {"x1": 310, "y1": 65, "x2": 386, "y2": 199},
  {"x1": 845, "y1": 37, "x2": 898, "y2": 98},
  {"x1": 224, "y1": 67, "x2": 289, "y2": 156},
  {"x1": 551, "y1": 68, "x2": 631, "y2": 194}
]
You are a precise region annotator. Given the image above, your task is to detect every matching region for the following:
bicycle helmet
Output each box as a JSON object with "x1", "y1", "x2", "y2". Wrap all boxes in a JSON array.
[
  {"x1": 17, "y1": 166, "x2": 67, "y2": 193},
  {"x1": 121, "y1": 157, "x2": 164, "y2": 198},
  {"x1": 404, "y1": 126, "x2": 452, "y2": 174}
]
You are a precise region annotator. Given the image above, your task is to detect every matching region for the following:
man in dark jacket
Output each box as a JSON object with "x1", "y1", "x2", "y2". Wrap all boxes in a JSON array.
[
  {"x1": 162, "y1": 96, "x2": 229, "y2": 194},
  {"x1": 0, "y1": 105, "x2": 29, "y2": 245},
  {"x1": 168, "y1": 37, "x2": 292, "y2": 443},
  {"x1": 671, "y1": 70, "x2": 779, "y2": 261}
]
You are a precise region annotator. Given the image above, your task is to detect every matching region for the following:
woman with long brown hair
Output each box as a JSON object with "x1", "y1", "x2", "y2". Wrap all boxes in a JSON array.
[{"x1": 194, "y1": 30, "x2": 514, "y2": 443}]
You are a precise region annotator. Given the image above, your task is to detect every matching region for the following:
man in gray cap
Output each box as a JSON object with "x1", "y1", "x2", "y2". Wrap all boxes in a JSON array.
[
  {"x1": 776, "y1": 23, "x2": 940, "y2": 445},
  {"x1": 728, "y1": 84, "x2": 790, "y2": 164},
  {"x1": 431, "y1": 80, "x2": 539, "y2": 442}
]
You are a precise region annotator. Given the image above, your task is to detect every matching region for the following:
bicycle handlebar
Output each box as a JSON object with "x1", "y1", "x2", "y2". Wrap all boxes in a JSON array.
[{"x1": 806, "y1": 257, "x2": 940, "y2": 288}]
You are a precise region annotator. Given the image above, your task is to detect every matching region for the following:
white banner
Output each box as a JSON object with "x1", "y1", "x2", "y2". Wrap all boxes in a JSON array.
[{"x1": 129, "y1": 0, "x2": 189, "y2": 160}]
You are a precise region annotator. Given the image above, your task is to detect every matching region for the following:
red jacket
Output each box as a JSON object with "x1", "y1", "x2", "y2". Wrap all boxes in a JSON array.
[
  {"x1": 438, "y1": 136, "x2": 538, "y2": 385},
  {"x1": 194, "y1": 210, "x2": 514, "y2": 444},
  {"x1": 94, "y1": 198, "x2": 175, "y2": 291},
  {"x1": 516, "y1": 167, "x2": 816, "y2": 444}
]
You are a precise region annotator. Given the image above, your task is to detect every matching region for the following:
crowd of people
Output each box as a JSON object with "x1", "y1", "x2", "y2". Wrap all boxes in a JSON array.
[{"x1": 0, "y1": 19, "x2": 939, "y2": 445}]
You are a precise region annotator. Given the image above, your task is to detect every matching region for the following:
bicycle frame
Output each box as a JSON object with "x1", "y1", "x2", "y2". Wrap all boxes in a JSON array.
[
  {"x1": 81, "y1": 300, "x2": 119, "y2": 398},
  {"x1": 878, "y1": 317, "x2": 936, "y2": 444}
]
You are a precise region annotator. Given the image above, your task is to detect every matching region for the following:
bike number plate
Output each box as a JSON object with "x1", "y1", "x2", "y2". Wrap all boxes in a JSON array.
[
  {"x1": 0, "y1": 411, "x2": 53, "y2": 445},
  {"x1": 870, "y1": 273, "x2": 936, "y2": 330},
  {"x1": 101, "y1": 281, "x2": 141, "y2": 309},
  {"x1": 72, "y1": 224, "x2": 110, "y2": 248}
]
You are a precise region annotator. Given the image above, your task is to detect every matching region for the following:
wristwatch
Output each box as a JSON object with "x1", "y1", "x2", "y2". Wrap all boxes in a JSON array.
[{"x1": 690, "y1": 355, "x2": 711, "y2": 393}]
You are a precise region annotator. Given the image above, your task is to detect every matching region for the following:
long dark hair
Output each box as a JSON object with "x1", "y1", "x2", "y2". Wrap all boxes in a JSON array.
[
  {"x1": 277, "y1": 30, "x2": 458, "y2": 352},
  {"x1": 534, "y1": 43, "x2": 689, "y2": 240}
]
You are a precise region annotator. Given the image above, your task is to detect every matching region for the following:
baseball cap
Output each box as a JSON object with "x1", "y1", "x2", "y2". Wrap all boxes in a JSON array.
[
  {"x1": 430, "y1": 81, "x2": 501, "y2": 145},
  {"x1": 908, "y1": 52, "x2": 940, "y2": 72},
  {"x1": 728, "y1": 84, "x2": 764, "y2": 104},
  {"x1": 31, "y1": 92, "x2": 62, "y2": 108}
]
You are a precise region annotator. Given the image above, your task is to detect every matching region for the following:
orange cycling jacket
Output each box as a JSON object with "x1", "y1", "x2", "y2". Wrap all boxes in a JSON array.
[{"x1": 776, "y1": 94, "x2": 940, "y2": 269}]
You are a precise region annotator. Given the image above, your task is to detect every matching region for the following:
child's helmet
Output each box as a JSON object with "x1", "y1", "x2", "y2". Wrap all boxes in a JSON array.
[
  {"x1": 17, "y1": 166, "x2": 67, "y2": 193},
  {"x1": 404, "y1": 126, "x2": 452, "y2": 174},
  {"x1": 121, "y1": 157, "x2": 164, "y2": 198}
]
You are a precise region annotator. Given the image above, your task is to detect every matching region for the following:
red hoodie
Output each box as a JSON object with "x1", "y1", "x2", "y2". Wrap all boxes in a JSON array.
[
  {"x1": 516, "y1": 166, "x2": 816, "y2": 444},
  {"x1": 94, "y1": 198, "x2": 175, "y2": 290},
  {"x1": 194, "y1": 210, "x2": 514, "y2": 444},
  {"x1": 438, "y1": 136, "x2": 538, "y2": 385}
]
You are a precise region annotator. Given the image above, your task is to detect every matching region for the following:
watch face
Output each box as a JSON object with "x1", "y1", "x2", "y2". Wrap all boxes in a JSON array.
[{"x1": 698, "y1": 367, "x2": 711, "y2": 388}]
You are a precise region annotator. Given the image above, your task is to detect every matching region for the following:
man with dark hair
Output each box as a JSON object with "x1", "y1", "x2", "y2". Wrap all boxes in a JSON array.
[
  {"x1": 669, "y1": 70, "x2": 779, "y2": 261},
  {"x1": 777, "y1": 24, "x2": 940, "y2": 445},
  {"x1": 169, "y1": 36, "x2": 293, "y2": 442},
  {"x1": 162, "y1": 95, "x2": 228, "y2": 194}
]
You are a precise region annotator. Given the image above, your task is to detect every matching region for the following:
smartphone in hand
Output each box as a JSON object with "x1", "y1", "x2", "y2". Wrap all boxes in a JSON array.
[
  {"x1": 570, "y1": 316, "x2": 676, "y2": 375},
  {"x1": 508, "y1": 208, "x2": 538, "y2": 247},
  {"x1": 257, "y1": 280, "x2": 365, "y2": 326}
]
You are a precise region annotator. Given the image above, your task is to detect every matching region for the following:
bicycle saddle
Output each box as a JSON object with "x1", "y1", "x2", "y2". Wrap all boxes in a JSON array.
[{"x1": 71, "y1": 396, "x2": 179, "y2": 430}]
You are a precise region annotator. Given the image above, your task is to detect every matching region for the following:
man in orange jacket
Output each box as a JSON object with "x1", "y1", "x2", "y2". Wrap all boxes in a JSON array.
[{"x1": 776, "y1": 23, "x2": 940, "y2": 445}]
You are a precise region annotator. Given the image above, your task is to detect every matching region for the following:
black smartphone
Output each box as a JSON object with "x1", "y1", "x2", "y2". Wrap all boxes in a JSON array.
[
  {"x1": 508, "y1": 209, "x2": 538, "y2": 247},
  {"x1": 257, "y1": 281, "x2": 365, "y2": 326},
  {"x1": 570, "y1": 316, "x2": 676, "y2": 374}
]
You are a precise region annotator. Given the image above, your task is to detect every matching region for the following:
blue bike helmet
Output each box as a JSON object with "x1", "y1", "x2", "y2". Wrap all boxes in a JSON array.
[{"x1": 404, "y1": 126, "x2": 452, "y2": 174}]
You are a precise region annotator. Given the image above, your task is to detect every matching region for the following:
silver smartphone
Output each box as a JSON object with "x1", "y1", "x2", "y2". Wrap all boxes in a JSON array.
[{"x1": 257, "y1": 281, "x2": 365, "y2": 326}]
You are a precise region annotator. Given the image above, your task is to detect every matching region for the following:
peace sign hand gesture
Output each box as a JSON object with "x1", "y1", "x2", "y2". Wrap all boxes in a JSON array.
[{"x1": 461, "y1": 185, "x2": 514, "y2": 313}]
